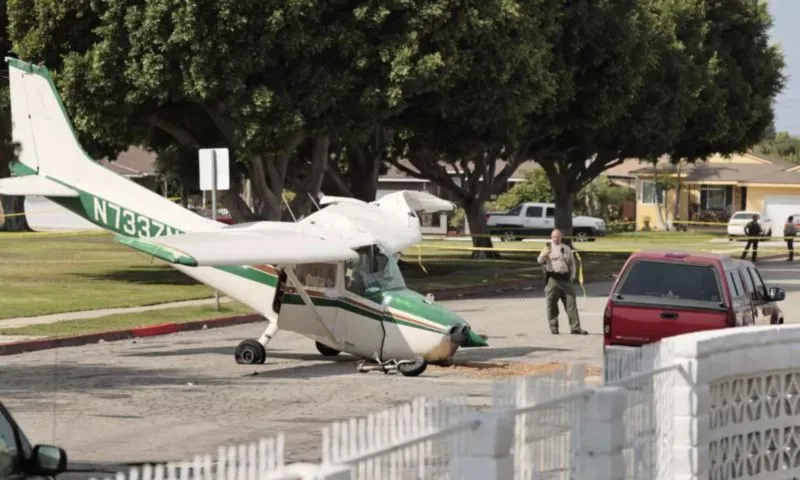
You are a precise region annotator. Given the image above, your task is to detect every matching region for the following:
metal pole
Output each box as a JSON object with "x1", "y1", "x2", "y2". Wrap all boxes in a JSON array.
[{"x1": 212, "y1": 149, "x2": 220, "y2": 311}]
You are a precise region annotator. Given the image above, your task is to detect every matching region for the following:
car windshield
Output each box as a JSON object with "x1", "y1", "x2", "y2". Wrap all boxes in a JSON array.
[
  {"x1": 345, "y1": 242, "x2": 406, "y2": 296},
  {"x1": 732, "y1": 213, "x2": 755, "y2": 220},
  {"x1": 616, "y1": 260, "x2": 723, "y2": 304}
]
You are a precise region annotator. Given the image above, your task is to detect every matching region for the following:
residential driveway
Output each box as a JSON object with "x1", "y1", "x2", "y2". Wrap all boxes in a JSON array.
[{"x1": 2, "y1": 258, "x2": 798, "y2": 467}]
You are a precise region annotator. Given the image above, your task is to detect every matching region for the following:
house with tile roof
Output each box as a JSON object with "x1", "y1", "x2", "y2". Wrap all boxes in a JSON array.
[{"x1": 625, "y1": 151, "x2": 800, "y2": 234}]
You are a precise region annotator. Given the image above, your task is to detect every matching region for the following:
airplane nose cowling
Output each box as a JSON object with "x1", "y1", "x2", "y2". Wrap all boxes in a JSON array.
[
  {"x1": 447, "y1": 323, "x2": 487, "y2": 347},
  {"x1": 447, "y1": 324, "x2": 470, "y2": 346}
]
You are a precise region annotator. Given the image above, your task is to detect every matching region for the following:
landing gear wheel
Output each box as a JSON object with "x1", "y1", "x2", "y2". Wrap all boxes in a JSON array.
[
  {"x1": 315, "y1": 341, "x2": 341, "y2": 357},
  {"x1": 356, "y1": 360, "x2": 369, "y2": 373},
  {"x1": 235, "y1": 339, "x2": 267, "y2": 365},
  {"x1": 397, "y1": 357, "x2": 428, "y2": 377}
]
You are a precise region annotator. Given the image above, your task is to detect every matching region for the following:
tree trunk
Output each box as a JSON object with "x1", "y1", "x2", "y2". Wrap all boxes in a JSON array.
[
  {"x1": 349, "y1": 156, "x2": 381, "y2": 202},
  {"x1": 287, "y1": 135, "x2": 330, "y2": 219},
  {"x1": 0, "y1": 195, "x2": 31, "y2": 232},
  {"x1": 672, "y1": 163, "x2": 682, "y2": 230},
  {"x1": 464, "y1": 200, "x2": 500, "y2": 259},
  {"x1": 222, "y1": 174, "x2": 258, "y2": 223},
  {"x1": 553, "y1": 188, "x2": 576, "y2": 246},
  {"x1": 249, "y1": 155, "x2": 283, "y2": 221}
]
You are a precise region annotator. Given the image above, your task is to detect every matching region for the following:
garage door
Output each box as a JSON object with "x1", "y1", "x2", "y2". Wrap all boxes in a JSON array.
[{"x1": 764, "y1": 195, "x2": 800, "y2": 237}]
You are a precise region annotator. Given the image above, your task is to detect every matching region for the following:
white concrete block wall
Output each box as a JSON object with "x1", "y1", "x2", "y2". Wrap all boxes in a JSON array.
[
  {"x1": 654, "y1": 325, "x2": 800, "y2": 480},
  {"x1": 574, "y1": 387, "x2": 627, "y2": 480}
]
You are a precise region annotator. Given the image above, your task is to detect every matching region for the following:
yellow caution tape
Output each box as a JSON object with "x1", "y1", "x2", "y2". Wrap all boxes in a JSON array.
[
  {"x1": 416, "y1": 244, "x2": 427, "y2": 273},
  {"x1": 573, "y1": 250, "x2": 587, "y2": 307}
]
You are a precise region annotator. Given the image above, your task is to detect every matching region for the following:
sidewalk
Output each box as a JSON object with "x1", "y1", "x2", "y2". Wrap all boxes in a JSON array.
[{"x1": 0, "y1": 296, "x2": 233, "y2": 330}]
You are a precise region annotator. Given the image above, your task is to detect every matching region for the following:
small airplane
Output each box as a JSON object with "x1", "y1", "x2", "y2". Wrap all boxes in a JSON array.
[{"x1": 0, "y1": 57, "x2": 489, "y2": 377}]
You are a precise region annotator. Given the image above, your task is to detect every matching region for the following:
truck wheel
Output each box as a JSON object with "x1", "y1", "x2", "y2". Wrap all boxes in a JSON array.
[
  {"x1": 502, "y1": 231, "x2": 516, "y2": 242},
  {"x1": 573, "y1": 230, "x2": 590, "y2": 242}
]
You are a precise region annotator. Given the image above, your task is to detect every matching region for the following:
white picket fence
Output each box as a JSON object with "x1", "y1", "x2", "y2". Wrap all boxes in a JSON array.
[
  {"x1": 91, "y1": 355, "x2": 676, "y2": 480},
  {"x1": 93, "y1": 435, "x2": 286, "y2": 480}
]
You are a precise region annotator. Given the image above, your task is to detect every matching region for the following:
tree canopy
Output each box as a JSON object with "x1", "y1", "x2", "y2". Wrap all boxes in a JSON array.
[
  {"x1": 2, "y1": 0, "x2": 787, "y2": 246},
  {"x1": 519, "y1": 0, "x2": 785, "y2": 238}
]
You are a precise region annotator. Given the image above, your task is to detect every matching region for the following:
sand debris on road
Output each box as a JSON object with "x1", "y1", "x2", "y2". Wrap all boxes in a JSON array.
[{"x1": 428, "y1": 360, "x2": 603, "y2": 379}]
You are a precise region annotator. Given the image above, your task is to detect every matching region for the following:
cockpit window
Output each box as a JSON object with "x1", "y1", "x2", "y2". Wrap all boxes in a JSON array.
[
  {"x1": 345, "y1": 243, "x2": 406, "y2": 296},
  {"x1": 294, "y1": 263, "x2": 337, "y2": 288}
]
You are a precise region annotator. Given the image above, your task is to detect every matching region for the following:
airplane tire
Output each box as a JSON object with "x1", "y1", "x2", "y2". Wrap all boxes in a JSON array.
[
  {"x1": 398, "y1": 357, "x2": 427, "y2": 377},
  {"x1": 235, "y1": 339, "x2": 267, "y2": 365},
  {"x1": 315, "y1": 341, "x2": 341, "y2": 357}
]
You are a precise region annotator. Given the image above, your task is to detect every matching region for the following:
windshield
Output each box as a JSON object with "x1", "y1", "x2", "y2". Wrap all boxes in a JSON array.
[
  {"x1": 732, "y1": 213, "x2": 755, "y2": 220},
  {"x1": 345, "y1": 242, "x2": 406, "y2": 296}
]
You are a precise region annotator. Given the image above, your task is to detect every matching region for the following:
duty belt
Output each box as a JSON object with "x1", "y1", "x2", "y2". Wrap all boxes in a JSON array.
[{"x1": 545, "y1": 270, "x2": 570, "y2": 282}]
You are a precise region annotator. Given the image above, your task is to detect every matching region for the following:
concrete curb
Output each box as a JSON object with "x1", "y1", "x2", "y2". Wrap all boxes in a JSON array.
[
  {"x1": 0, "y1": 253, "x2": 788, "y2": 356},
  {"x1": 0, "y1": 314, "x2": 263, "y2": 356}
]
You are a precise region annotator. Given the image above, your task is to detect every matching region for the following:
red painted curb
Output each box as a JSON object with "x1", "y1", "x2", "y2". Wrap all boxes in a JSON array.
[{"x1": 131, "y1": 323, "x2": 180, "y2": 337}]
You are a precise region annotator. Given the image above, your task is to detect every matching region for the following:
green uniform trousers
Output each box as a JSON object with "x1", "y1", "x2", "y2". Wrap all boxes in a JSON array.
[{"x1": 544, "y1": 275, "x2": 581, "y2": 331}]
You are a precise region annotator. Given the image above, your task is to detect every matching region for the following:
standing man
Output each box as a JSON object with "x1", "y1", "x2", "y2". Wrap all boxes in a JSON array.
[
  {"x1": 785, "y1": 216, "x2": 797, "y2": 261},
  {"x1": 537, "y1": 229, "x2": 588, "y2": 335},
  {"x1": 741, "y1": 214, "x2": 762, "y2": 263}
]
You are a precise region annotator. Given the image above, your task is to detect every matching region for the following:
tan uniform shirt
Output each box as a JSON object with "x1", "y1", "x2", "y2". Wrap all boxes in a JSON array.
[{"x1": 538, "y1": 243, "x2": 575, "y2": 279}]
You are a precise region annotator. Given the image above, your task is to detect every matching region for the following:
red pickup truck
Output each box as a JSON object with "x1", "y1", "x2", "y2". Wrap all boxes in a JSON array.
[{"x1": 603, "y1": 251, "x2": 786, "y2": 357}]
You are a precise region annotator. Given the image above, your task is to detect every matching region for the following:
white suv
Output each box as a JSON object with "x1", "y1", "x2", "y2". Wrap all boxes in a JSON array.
[{"x1": 727, "y1": 211, "x2": 772, "y2": 240}]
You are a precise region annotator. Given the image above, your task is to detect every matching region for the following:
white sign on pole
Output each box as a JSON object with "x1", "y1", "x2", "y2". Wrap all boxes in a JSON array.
[
  {"x1": 198, "y1": 148, "x2": 230, "y2": 191},
  {"x1": 198, "y1": 147, "x2": 230, "y2": 312}
]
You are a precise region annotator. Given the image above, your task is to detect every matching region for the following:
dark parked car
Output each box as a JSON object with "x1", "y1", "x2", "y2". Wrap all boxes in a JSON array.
[
  {"x1": 603, "y1": 251, "x2": 786, "y2": 358},
  {"x1": 1, "y1": 401, "x2": 67, "y2": 479}
]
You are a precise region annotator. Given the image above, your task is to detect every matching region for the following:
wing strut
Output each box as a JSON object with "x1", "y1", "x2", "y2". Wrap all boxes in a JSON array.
[{"x1": 284, "y1": 267, "x2": 339, "y2": 345}]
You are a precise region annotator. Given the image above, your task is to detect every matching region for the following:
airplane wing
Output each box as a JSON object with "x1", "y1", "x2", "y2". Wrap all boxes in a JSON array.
[
  {"x1": 0, "y1": 175, "x2": 80, "y2": 197},
  {"x1": 372, "y1": 190, "x2": 456, "y2": 215},
  {"x1": 305, "y1": 190, "x2": 456, "y2": 253},
  {"x1": 114, "y1": 223, "x2": 361, "y2": 267}
]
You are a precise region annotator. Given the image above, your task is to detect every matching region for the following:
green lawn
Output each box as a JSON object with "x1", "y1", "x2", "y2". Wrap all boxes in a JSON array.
[
  {"x1": 0, "y1": 232, "x2": 215, "y2": 319},
  {"x1": 0, "y1": 230, "x2": 691, "y2": 321}
]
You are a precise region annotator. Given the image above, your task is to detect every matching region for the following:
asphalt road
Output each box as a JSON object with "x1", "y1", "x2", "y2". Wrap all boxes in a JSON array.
[{"x1": 3, "y1": 258, "x2": 799, "y2": 470}]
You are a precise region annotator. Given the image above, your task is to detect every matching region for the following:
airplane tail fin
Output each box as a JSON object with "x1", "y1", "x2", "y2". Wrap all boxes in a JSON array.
[
  {"x1": 2, "y1": 58, "x2": 92, "y2": 181},
  {"x1": 0, "y1": 57, "x2": 217, "y2": 234}
]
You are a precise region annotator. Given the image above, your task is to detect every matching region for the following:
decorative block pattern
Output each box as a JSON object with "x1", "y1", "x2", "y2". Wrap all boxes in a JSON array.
[{"x1": 708, "y1": 371, "x2": 800, "y2": 479}]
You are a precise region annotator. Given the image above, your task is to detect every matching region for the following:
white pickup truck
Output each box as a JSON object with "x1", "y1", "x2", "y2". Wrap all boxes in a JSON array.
[{"x1": 485, "y1": 202, "x2": 607, "y2": 241}]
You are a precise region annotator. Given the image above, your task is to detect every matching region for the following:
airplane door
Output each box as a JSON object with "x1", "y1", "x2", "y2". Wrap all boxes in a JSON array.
[
  {"x1": 279, "y1": 263, "x2": 345, "y2": 343},
  {"x1": 340, "y1": 263, "x2": 388, "y2": 358}
]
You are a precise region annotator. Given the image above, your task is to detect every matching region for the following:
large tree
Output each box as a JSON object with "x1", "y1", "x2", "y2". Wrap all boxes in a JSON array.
[
  {"x1": 386, "y1": 0, "x2": 562, "y2": 257},
  {"x1": 522, "y1": 0, "x2": 785, "y2": 237},
  {"x1": 0, "y1": 0, "x2": 30, "y2": 232},
  {"x1": 6, "y1": 0, "x2": 454, "y2": 220}
]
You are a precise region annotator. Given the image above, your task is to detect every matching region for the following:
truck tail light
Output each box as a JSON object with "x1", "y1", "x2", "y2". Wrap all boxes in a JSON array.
[{"x1": 603, "y1": 300, "x2": 613, "y2": 345}]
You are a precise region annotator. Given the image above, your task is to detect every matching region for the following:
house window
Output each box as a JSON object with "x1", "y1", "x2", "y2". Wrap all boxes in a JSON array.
[
  {"x1": 639, "y1": 180, "x2": 664, "y2": 204},
  {"x1": 700, "y1": 186, "x2": 729, "y2": 210}
]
